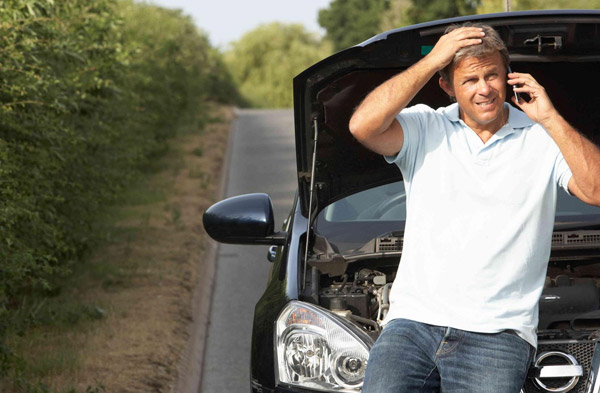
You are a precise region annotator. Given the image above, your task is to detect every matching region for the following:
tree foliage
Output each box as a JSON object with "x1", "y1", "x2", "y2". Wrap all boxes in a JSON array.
[
  {"x1": 477, "y1": 0, "x2": 600, "y2": 13},
  {"x1": 0, "y1": 0, "x2": 237, "y2": 375},
  {"x1": 318, "y1": 0, "x2": 389, "y2": 52},
  {"x1": 380, "y1": 0, "x2": 412, "y2": 31},
  {"x1": 225, "y1": 22, "x2": 332, "y2": 108},
  {"x1": 350, "y1": 0, "x2": 600, "y2": 39},
  {"x1": 405, "y1": 0, "x2": 480, "y2": 24}
]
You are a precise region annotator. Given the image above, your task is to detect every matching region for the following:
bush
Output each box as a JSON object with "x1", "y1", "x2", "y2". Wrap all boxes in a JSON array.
[{"x1": 0, "y1": 0, "x2": 237, "y2": 376}]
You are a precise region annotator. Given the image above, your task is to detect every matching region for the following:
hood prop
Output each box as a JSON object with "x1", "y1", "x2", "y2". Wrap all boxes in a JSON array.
[{"x1": 303, "y1": 117, "x2": 319, "y2": 290}]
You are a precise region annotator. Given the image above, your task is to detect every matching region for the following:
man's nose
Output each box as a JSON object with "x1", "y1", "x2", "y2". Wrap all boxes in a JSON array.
[{"x1": 476, "y1": 79, "x2": 491, "y2": 94}]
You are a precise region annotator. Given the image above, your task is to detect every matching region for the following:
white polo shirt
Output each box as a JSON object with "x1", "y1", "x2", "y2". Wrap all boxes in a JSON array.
[{"x1": 384, "y1": 102, "x2": 572, "y2": 348}]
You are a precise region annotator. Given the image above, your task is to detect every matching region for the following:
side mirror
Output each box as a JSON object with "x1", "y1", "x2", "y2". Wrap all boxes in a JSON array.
[{"x1": 202, "y1": 193, "x2": 286, "y2": 245}]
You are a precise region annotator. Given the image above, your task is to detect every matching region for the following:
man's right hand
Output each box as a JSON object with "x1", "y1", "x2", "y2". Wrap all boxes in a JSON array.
[
  {"x1": 425, "y1": 27, "x2": 486, "y2": 72},
  {"x1": 348, "y1": 26, "x2": 485, "y2": 157}
]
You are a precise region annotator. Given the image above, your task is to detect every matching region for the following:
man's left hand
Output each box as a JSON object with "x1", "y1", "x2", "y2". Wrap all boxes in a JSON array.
[
  {"x1": 507, "y1": 71, "x2": 558, "y2": 126},
  {"x1": 508, "y1": 71, "x2": 600, "y2": 206}
]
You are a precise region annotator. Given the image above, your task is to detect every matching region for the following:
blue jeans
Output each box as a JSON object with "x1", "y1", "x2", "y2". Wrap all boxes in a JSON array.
[{"x1": 362, "y1": 319, "x2": 535, "y2": 393}]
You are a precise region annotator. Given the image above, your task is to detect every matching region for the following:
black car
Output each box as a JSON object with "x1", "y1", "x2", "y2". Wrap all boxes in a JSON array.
[{"x1": 203, "y1": 10, "x2": 600, "y2": 393}]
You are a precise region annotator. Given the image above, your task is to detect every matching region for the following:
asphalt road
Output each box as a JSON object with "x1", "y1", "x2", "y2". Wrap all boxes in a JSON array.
[{"x1": 200, "y1": 109, "x2": 297, "y2": 393}]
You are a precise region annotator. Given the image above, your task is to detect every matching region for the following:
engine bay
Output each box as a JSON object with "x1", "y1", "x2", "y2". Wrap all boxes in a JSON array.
[
  {"x1": 318, "y1": 265, "x2": 394, "y2": 339},
  {"x1": 304, "y1": 229, "x2": 600, "y2": 392},
  {"x1": 309, "y1": 257, "x2": 600, "y2": 342}
]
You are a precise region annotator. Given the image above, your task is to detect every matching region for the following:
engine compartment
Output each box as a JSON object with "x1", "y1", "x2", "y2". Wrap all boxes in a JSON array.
[
  {"x1": 318, "y1": 265, "x2": 394, "y2": 338},
  {"x1": 311, "y1": 259, "x2": 396, "y2": 340},
  {"x1": 311, "y1": 258, "x2": 600, "y2": 341}
]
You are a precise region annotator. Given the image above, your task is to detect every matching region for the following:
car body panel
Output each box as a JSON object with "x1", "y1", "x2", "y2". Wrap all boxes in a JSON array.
[{"x1": 251, "y1": 196, "x2": 305, "y2": 388}]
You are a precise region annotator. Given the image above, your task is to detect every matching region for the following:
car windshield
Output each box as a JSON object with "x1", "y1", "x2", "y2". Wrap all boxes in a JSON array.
[
  {"x1": 319, "y1": 182, "x2": 406, "y2": 222},
  {"x1": 318, "y1": 180, "x2": 600, "y2": 223}
]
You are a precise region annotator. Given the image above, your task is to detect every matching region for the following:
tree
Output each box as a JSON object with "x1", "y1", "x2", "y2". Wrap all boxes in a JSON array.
[
  {"x1": 380, "y1": 0, "x2": 412, "y2": 31},
  {"x1": 477, "y1": 0, "x2": 600, "y2": 13},
  {"x1": 318, "y1": 0, "x2": 389, "y2": 52},
  {"x1": 405, "y1": 0, "x2": 481, "y2": 25},
  {"x1": 225, "y1": 23, "x2": 332, "y2": 108}
]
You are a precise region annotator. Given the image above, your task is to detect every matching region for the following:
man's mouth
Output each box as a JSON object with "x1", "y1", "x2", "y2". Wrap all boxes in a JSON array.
[{"x1": 476, "y1": 97, "x2": 496, "y2": 108}]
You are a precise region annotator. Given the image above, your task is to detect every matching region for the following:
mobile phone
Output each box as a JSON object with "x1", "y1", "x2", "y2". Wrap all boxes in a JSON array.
[{"x1": 508, "y1": 66, "x2": 520, "y2": 103}]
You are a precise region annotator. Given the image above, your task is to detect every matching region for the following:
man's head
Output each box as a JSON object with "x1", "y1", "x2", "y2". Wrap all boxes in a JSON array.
[
  {"x1": 438, "y1": 23, "x2": 509, "y2": 84},
  {"x1": 438, "y1": 23, "x2": 511, "y2": 133}
]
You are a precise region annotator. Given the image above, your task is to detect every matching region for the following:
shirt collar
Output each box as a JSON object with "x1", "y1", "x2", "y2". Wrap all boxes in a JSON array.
[{"x1": 442, "y1": 102, "x2": 535, "y2": 138}]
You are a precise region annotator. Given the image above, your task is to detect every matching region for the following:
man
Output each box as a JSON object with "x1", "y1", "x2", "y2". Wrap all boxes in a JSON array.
[{"x1": 348, "y1": 23, "x2": 600, "y2": 393}]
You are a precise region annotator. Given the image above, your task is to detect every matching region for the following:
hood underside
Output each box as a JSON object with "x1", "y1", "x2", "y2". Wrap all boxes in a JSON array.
[{"x1": 293, "y1": 10, "x2": 600, "y2": 217}]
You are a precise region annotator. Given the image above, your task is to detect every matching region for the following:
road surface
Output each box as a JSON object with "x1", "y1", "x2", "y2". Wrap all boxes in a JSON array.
[{"x1": 200, "y1": 108, "x2": 297, "y2": 393}]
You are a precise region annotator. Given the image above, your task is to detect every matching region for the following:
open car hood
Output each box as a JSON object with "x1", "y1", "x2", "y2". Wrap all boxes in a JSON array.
[{"x1": 293, "y1": 10, "x2": 600, "y2": 217}]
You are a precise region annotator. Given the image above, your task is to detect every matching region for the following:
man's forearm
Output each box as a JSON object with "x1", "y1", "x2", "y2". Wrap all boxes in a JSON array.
[
  {"x1": 508, "y1": 71, "x2": 600, "y2": 205},
  {"x1": 348, "y1": 56, "x2": 438, "y2": 140},
  {"x1": 541, "y1": 113, "x2": 600, "y2": 205},
  {"x1": 348, "y1": 26, "x2": 485, "y2": 154}
]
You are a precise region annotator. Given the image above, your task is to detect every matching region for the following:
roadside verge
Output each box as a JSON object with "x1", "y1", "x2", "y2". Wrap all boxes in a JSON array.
[{"x1": 173, "y1": 107, "x2": 239, "y2": 393}]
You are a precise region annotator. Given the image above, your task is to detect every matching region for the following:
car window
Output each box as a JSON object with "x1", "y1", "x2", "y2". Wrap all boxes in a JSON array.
[{"x1": 319, "y1": 181, "x2": 600, "y2": 223}]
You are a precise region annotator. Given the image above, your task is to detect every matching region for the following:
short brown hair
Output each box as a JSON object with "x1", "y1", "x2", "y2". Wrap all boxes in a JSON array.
[{"x1": 438, "y1": 22, "x2": 510, "y2": 83}]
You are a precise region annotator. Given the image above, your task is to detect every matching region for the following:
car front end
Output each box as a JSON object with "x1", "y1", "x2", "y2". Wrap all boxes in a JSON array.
[{"x1": 204, "y1": 10, "x2": 600, "y2": 393}]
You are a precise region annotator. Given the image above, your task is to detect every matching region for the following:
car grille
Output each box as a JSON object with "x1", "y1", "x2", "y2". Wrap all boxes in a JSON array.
[
  {"x1": 552, "y1": 231, "x2": 600, "y2": 249},
  {"x1": 523, "y1": 340, "x2": 596, "y2": 393},
  {"x1": 375, "y1": 236, "x2": 403, "y2": 252}
]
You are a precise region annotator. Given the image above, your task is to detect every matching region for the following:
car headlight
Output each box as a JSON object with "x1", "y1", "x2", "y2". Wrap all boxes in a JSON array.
[{"x1": 275, "y1": 301, "x2": 373, "y2": 392}]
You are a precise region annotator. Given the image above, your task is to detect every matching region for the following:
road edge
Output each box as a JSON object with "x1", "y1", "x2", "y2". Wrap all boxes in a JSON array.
[{"x1": 173, "y1": 107, "x2": 240, "y2": 393}]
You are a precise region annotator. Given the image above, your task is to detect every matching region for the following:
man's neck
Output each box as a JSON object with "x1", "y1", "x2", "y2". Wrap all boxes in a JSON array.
[{"x1": 460, "y1": 106, "x2": 508, "y2": 144}]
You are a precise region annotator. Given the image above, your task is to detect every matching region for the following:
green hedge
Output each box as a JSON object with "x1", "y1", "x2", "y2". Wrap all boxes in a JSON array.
[{"x1": 0, "y1": 0, "x2": 237, "y2": 367}]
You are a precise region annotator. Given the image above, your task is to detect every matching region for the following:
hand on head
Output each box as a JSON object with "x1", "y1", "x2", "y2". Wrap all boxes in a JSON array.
[{"x1": 427, "y1": 27, "x2": 485, "y2": 71}]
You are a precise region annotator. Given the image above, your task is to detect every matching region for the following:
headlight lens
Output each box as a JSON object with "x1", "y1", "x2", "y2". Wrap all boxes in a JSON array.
[{"x1": 275, "y1": 301, "x2": 372, "y2": 392}]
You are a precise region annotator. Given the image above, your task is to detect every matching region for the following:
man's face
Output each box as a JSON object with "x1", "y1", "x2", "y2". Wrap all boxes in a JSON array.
[{"x1": 441, "y1": 52, "x2": 507, "y2": 133}]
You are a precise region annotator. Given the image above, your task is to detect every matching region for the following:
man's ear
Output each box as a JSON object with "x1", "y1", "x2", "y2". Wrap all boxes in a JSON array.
[{"x1": 439, "y1": 77, "x2": 455, "y2": 98}]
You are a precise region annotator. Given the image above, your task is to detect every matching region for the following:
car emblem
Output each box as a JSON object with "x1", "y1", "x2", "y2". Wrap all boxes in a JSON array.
[{"x1": 533, "y1": 351, "x2": 583, "y2": 393}]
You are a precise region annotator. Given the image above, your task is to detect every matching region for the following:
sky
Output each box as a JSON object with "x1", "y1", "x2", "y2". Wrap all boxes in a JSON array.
[{"x1": 143, "y1": 0, "x2": 333, "y2": 49}]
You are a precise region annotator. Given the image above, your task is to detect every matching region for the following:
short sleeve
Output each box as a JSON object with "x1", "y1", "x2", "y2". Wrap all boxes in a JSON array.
[
  {"x1": 553, "y1": 151, "x2": 573, "y2": 195},
  {"x1": 384, "y1": 104, "x2": 433, "y2": 179}
]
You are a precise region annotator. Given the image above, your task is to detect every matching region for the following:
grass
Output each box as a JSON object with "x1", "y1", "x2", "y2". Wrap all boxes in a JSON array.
[
  {"x1": 2, "y1": 295, "x2": 108, "y2": 393},
  {"x1": 0, "y1": 103, "x2": 233, "y2": 392},
  {"x1": 191, "y1": 146, "x2": 204, "y2": 157},
  {"x1": 2, "y1": 200, "x2": 146, "y2": 391}
]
